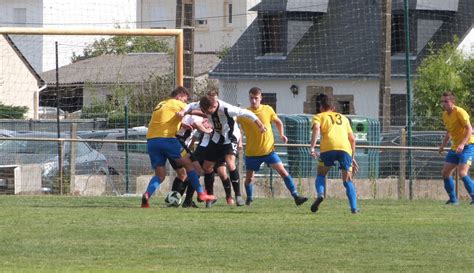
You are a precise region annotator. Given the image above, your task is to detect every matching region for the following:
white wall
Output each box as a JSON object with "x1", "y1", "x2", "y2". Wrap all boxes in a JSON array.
[
  {"x1": 140, "y1": 0, "x2": 260, "y2": 52},
  {"x1": 220, "y1": 78, "x2": 406, "y2": 120},
  {"x1": 0, "y1": 35, "x2": 39, "y2": 118},
  {"x1": 458, "y1": 27, "x2": 473, "y2": 58},
  {"x1": 1, "y1": 0, "x2": 138, "y2": 72},
  {"x1": 41, "y1": 0, "x2": 137, "y2": 72}
]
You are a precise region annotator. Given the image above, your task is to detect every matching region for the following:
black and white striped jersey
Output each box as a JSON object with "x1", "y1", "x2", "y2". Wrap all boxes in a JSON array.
[{"x1": 186, "y1": 99, "x2": 257, "y2": 145}]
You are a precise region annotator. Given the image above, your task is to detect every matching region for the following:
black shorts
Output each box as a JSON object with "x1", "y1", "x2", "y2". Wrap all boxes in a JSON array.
[
  {"x1": 194, "y1": 145, "x2": 226, "y2": 172},
  {"x1": 203, "y1": 141, "x2": 238, "y2": 162}
]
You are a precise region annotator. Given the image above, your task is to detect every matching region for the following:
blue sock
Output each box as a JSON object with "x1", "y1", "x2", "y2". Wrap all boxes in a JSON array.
[
  {"x1": 245, "y1": 183, "x2": 254, "y2": 200},
  {"x1": 461, "y1": 176, "x2": 474, "y2": 201},
  {"x1": 283, "y1": 175, "x2": 298, "y2": 197},
  {"x1": 343, "y1": 181, "x2": 357, "y2": 211},
  {"x1": 443, "y1": 177, "x2": 457, "y2": 202},
  {"x1": 315, "y1": 175, "x2": 326, "y2": 197},
  {"x1": 145, "y1": 176, "x2": 161, "y2": 197},
  {"x1": 187, "y1": 170, "x2": 203, "y2": 194}
]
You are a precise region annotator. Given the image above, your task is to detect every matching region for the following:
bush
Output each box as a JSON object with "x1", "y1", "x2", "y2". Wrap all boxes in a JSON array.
[{"x1": 0, "y1": 103, "x2": 28, "y2": 119}]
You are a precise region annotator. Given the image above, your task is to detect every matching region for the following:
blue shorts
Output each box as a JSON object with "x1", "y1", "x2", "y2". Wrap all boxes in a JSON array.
[
  {"x1": 445, "y1": 144, "x2": 474, "y2": 165},
  {"x1": 319, "y1": 150, "x2": 353, "y2": 171},
  {"x1": 245, "y1": 152, "x2": 282, "y2": 172},
  {"x1": 147, "y1": 138, "x2": 183, "y2": 169}
]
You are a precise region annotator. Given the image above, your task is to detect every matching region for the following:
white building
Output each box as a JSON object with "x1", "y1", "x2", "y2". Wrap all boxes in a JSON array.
[
  {"x1": 0, "y1": 0, "x2": 260, "y2": 73},
  {"x1": 0, "y1": 0, "x2": 137, "y2": 72},
  {"x1": 138, "y1": 0, "x2": 260, "y2": 52}
]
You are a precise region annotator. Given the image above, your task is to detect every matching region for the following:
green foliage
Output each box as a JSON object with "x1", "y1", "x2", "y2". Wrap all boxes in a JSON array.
[
  {"x1": 0, "y1": 102, "x2": 28, "y2": 119},
  {"x1": 216, "y1": 46, "x2": 230, "y2": 59},
  {"x1": 82, "y1": 73, "x2": 174, "y2": 127},
  {"x1": 414, "y1": 39, "x2": 473, "y2": 129},
  {"x1": 71, "y1": 35, "x2": 171, "y2": 62}
]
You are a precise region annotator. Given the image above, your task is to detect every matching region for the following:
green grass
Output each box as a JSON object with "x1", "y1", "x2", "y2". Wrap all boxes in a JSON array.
[{"x1": 0, "y1": 196, "x2": 473, "y2": 272}]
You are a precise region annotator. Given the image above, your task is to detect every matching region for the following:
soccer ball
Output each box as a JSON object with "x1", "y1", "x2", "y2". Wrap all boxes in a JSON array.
[{"x1": 164, "y1": 191, "x2": 182, "y2": 207}]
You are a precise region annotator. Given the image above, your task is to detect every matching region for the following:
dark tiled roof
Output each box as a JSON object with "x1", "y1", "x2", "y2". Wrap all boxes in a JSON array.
[
  {"x1": 39, "y1": 53, "x2": 219, "y2": 85},
  {"x1": 211, "y1": 0, "x2": 472, "y2": 80}
]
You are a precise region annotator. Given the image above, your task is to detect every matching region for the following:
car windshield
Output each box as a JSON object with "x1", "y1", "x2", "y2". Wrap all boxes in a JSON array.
[{"x1": 0, "y1": 140, "x2": 60, "y2": 154}]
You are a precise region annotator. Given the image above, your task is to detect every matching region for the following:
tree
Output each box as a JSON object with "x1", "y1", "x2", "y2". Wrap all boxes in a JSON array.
[
  {"x1": 71, "y1": 35, "x2": 171, "y2": 63},
  {"x1": 413, "y1": 39, "x2": 473, "y2": 130},
  {"x1": 82, "y1": 73, "x2": 175, "y2": 128}
]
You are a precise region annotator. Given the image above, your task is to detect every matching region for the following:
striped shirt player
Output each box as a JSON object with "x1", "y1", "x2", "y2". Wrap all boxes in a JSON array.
[
  {"x1": 141, "y1": 86, "x2": 215, "y2": 208},
  {"x1": 184, "y1": 96, "x2": 266, "y2": 206}
]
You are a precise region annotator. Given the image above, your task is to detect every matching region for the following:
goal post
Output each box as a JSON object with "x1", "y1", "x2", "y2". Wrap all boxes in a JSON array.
[{"x1": 0, "y1": 27, "x2": 184, "y2": 86}]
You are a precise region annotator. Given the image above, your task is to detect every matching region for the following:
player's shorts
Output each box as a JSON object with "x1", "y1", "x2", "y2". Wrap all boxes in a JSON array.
[
  {"x1": 245, "y1": 151, "x2": 282, "y2": 171},
  {"x1": 203, "y1": 141, "x2": 238, "y2": 162},
  {"x1": 194, "y1": 145, "x2": 226, "y2": 172},
  {"x1": 169, "y1": 158, "x2": 182, "y2": 170},
  {"x1": 445, "y1": 144, "x2": 474, "y2": 165},
  {"x1": 147, "y1": 138, "x2": 182, "y2": 169},
  {"x1": 318, "y1": 150, "x2": 353, "y2": 172}
]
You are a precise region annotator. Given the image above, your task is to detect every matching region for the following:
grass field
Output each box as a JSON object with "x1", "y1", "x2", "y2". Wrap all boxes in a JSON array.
[{"x1": 0, "y1": 196, "x2": 473, "y2": 272}]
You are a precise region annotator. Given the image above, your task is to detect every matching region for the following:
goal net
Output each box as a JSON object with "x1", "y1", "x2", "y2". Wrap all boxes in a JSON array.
[{"x1": 0, "y1": 0, "x2": 472, "y2": 199}]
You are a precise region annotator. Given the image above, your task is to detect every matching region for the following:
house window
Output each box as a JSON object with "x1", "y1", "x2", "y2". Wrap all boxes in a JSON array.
[
  {"x1": 184, "y1": 3, "x2": 193, "y2": 26},
  {"x1": 391, "y1": 94, "x2": 406, "y2": 126},
  {"x1": 224, "y1": 1, "x2": 233, "y2": 27},
  {"x1": 196, "y1": 19, "x2": 208, "y2": 26},
  {"x1": 338, "y1": 101, "x2": 351, "y2": 115},
  {"x1": 260, "y1": 13, "x2": 284, "y2": 55},
  {"x1": 391, "y1": 14, "x2": 415, "y2": 55},
  {"x1": 261, "y1": 93, "x2": 277, "y2": 111},
  {"x1": 304, "y1": 86, "x2": 333, "y2": 114},
  {"x1": 13, "y1": 8, "x2": 26, "y2": 26}
]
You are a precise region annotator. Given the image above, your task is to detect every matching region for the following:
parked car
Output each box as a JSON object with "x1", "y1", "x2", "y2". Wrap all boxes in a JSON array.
[
  {"x1": 38, "y1": 106, "x2": 66, "y2": 120},
  {"x1": 0, "y1": 131, "x2": 109, "y2": 192},
  {"x1": 78, "y1": 128, "x2": 152, "y2": 178},
  {"x1": 379, "y1": 131, "x2": 449, "y2": 179}
]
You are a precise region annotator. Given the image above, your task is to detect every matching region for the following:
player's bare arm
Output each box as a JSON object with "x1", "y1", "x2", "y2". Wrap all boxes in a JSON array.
[
  {"x1": 438, "y1": 133, "x2": 451, "y2": 154},
  {"x1": 456, "y1": 123, "x2": 473, "y2": 154},
  {"x1": 310, "y1": 123, "x2": 320, "y2": 158},
  {"x1": 274, "y1": 117, "x2": 288, "y2": 144}
]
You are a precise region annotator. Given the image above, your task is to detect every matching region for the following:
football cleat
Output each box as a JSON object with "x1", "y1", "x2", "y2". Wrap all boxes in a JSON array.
[
  {"x1": 310, "y1": 196, "x2": 324, "y2": 213},
  {"x1": 294, "y1": 196, "x2": 308, "y2": 206},
  {"x1": 197, "y1": 192, "x2": 217, "y2": 202},
  {"x1": 445, "y1": 200, "x2": 459, "y2": 205},
  {"x1": 141, "y1": 192, "x2": 150, "y2": 208},
  {"x1": 235, "y1": 196, "x2": 245, "y2": 206},
  {"x1": 351, "y1": 208, "x2": 360, "y2": 214},
  {"x1": 226, "y1": 196, "x2": 235, "y2": 206},
  {"x1": 205, "y1": 199, "x2": 218, "y2": 208},
  {"x1": 182, "y1": 200, "x2": 199, "y2": 208},
  {"x1": 245, "y1": 197, "x2": 253, "y2": 206}
]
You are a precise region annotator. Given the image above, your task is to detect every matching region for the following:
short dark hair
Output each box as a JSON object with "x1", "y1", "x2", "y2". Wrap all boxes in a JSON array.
[
  {"x1": 442, "y1": 91, "x2": 455, "y2": 101},
  {"x1": 199, "y1": 96, "x2": 213, "y2": 111},
  {"x1": 317, "y1": 93, "x2": 333, "y2": 110},
  {"x1": 170, "y1": 86, "x2": 190, "y2": 98},
  {"x1": 249, "y1": 87, "x2": 262, "y2": 96}
]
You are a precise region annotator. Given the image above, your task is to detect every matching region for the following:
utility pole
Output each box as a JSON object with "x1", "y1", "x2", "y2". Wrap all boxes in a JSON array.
[
  {"x1": 176, "y1": 0, "x2": 195, "y2": 95},
  {"x1": 379, "y1": 0, "x2": 392, "y2": 132}
]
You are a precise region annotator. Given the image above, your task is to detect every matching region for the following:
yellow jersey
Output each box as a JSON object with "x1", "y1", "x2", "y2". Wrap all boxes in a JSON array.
[
  {"x1": 238, "y1": 105, "x2": 277, "y2": 156},
  {"x1": 146, "y1": 98, "x2": 187, "y2": 139},
  {"x1": 442, "y1": 106, "x2": 474, "y2": 149},
  {"x1": 312, "y1": 111, "x2": 353, "y2": 155}
]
